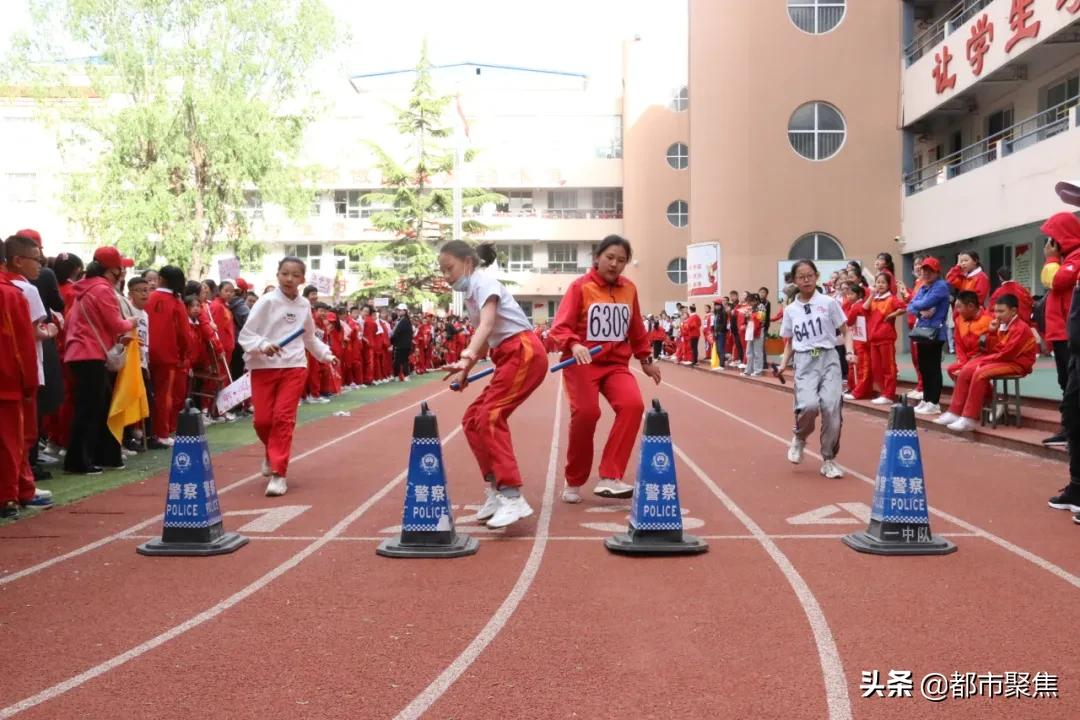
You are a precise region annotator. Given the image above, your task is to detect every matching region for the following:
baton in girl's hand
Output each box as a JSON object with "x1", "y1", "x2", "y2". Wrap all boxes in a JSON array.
[
  {"x1": 770, "y1": 362, "x2": 787, "y2": 385},
  {"x1": 549, "y1": 345, "x2": 602, "y2": 373},
  {"x1": 278, "y1": 328, "x2": 304, "y2": 347}
]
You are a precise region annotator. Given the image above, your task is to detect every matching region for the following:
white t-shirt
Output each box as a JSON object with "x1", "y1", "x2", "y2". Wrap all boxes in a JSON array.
[
  {"x1": 462, "y1": 271, "x2": 533, "y2": 348},
  {"x1": 780, "y1": 292, "x2": 847, "y2": 353},
  {"x1": 133, "y1": 308, "x2": 149, "y2": 370},
  {"x1": 12, "y1": 278, "x2": 46, "y2": 386}
]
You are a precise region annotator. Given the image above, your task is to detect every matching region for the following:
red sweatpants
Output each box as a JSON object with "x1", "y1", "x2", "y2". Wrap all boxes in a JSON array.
[
  {"x1": 0, "y1": 399, "x2": 34, "y2": 505},
  {"x1": 151, "y1": 364, "x2": 188, "y2": 438},
  {"x1": 461, "y1": 332, "x2": 547, "y2": 488},
  {"x1": 305, "y1": 352, "x2": 321, "y2": 397},
  {"x1": 868, "y1": 342, "x2": 898, "y2": 399},
  {"x1": 948, "y1": 361, "x2": 1024, "y2": 420},
  {"x1": 563, "y1": 361, "x2": 645, "y2": 487},
  {"x1": 849, "y1": 344, "x2": 873, "y2": 398},
  {"x1": 251, "y1": 367, "x2": 308, "y2": 476},
  {"x1": 361, "y1": 346, "x2": 374, "y2": 385}
]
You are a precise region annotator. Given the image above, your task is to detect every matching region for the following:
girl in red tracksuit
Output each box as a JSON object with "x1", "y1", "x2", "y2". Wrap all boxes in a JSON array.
[
  {"x1": 946, "y1": 251, "x2": 991, "y2": 307},
  {"x1": 440, "y1": 241, "x2": 547, "y2": 530},
  {"x1": 550, "y1": 235, "x2": 663, "y2": 503},
  {"x1": 146, "y1": 266, "x2": 190, "y2": 445},
  {"x1": 842, "y1": 284, "x2": 871, "y2": 400},
  {"x1": 860, "y1": 273, "x2": 905, "y2": 405},
  {"x1": 238, "y1": 256, "x2": 336, "y2": 497}
]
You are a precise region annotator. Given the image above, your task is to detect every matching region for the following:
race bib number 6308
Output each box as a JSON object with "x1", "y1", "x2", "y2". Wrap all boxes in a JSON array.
[{"x1": 587, "y1": 303, "x2": 630, "y2": 342}]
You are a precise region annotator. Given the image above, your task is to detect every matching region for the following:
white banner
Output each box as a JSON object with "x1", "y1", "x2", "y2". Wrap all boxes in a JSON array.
[
  {"x1": 687, "y1": 243, "x2": 720, "y2": 298},
  {"x1": 310, "y1": 274, "x2": 333, "y2": 295},
  {"x1": 217, "y1": 257, "x2": 241, "y2": 282},
  {"x1": 374, "y1": 297, "x2": 390, "y2": 308},
  {"x1": 215, "y1": 372, "x2": 251, "y2": 415}
]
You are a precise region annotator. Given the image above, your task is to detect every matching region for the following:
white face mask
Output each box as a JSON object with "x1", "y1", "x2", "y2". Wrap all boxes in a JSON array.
[{"x1": 452, "y1": 274, "x2": 470, "y2": 293}]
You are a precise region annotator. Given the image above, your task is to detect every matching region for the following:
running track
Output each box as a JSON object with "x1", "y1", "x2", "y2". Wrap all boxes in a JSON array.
[{"x1": 0, "y1": 364, "x2": 1077, "y2": 719}]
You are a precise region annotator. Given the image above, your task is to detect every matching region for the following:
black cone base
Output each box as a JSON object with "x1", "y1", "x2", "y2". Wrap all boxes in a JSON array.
[
  {"x1": 136, "y1": 532, "x2": 249, "y2": 557},
  {"x1": 842, "y1": 532, "x2": 956, "y2": 556},
  {"x1": 604, "y1": 529, "x2": 708, "y2": 556},
  {"x1": 376, "y1": 532, "x2": 479, "y2": 558}
]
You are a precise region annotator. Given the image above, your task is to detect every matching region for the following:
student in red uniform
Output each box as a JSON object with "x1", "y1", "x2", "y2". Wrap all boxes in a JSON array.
[
  {"x1": 935, "y1": 294, "x2": 1037, "y2": 432},
  {"x1": 210, "y1": 281, "x2": 237, "y2": 382},
  {"x1": 860, "y1": 272, "x2": 906, "y2": 405},
  {"x1": 182, "y1": 294, "x2": 206, "y2": 410},
  {"x1": 440, "y1": 241, "x2": 547, "y2": 529},
  {"x1": 146, "y1": 266, "x2": 190, "y2": 445},
  {"x1": 0, "y1": 243, "x2": 46, "y2": 517},
  {"x1": 947, "y1": 291, "x2": 993, "y2": 381},
  {"x1": 684, "y1": 304, "x2": 702, "y2": 366},
  {"x1": 239, "y1": 256, "x2": 337, "y2": 496},
  {"x1": 550, "y1": 235, "x2": 662, "y2": 502},
  {"x1": 946, "y1": 251, "x2": 990, "y2": 307},
  {"x1": 842, "y1": 284, "x2": 872, "y2": 401},
  {"x1": 988, "y1": 266, "x2": 1033, "y2": 324},
  {"x1": 360, "y1": 305, "x2": 377, "y2": 385},
  {"x1": 1040, "y1": 212, "x2": 1080, "y2": 447}
]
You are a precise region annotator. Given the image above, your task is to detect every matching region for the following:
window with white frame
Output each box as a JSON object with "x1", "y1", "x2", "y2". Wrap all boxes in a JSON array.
[
  {"x1": 788, "y1": 102, "x2": 846, "y2": 160},
  {"x1": 285, "y1": 243, "x2": 323, "y2": 271},
  {"x1": 547, "y1": 243, "x2": 577, "y2": 272},
  {"x1": 666, "y1": 258, "x2": 687, "y2": 284},
  {"x1": 591, "y1": 189, "x2": 622, "y2": 215},
  {"x1": 787, "y1": 232, "x2": 844, "y2": 260},
  {"x1": 333, "y1": 190, "x2": 390, "y2": 219},
  {"x1": 666, "y1": 200, "x2": 688, "y2": 228},
  {"x1": 495, "y1": 244, "x2": 533, "y2": 272},
  {"x1": 666, "y1": 142, "x2": 689, "y2": 170},
  {"x1": 242, "y1": 190, "x2": 262, "y2": 219},
  {"x1": 495, "y1": 190, "x2": 534, "y2": 215},
  {"x1": 547, "y1": 190, "x2": 577, "y2": 210},
  {"x1": 671, "y1": 86, "x2": 688, "y2": 112},
  {"x1": 310, "y1": 193, "x2": 323, "y2": 217},
  {"x1": 787, "y1": 0, "x2": 846, "y2": 34}
]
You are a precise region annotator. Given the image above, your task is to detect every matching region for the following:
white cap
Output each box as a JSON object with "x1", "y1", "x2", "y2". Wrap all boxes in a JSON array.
[{"x1": 396, "y1": 303, "x2": 408, "y2": 310}]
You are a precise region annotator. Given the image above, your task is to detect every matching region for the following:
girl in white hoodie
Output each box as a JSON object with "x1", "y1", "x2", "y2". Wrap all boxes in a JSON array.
[{"x1": 238, "y1": 256, "x2": 336, "y2": 497}]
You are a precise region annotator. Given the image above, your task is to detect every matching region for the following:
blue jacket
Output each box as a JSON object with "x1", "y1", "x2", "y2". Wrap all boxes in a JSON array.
[{"x1": 906, "y1": 278, "x2": 951, "y2": 341}]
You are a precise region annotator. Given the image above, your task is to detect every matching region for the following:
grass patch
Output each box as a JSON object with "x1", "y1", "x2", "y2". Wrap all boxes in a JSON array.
[{"x1": 5, "y1": 374, "x2": 443, "y2": 526}]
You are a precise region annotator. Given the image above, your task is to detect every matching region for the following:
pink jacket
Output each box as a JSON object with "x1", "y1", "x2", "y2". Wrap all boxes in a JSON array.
[{"x1": 63, "y1": 276, "x2": 136, "y2": 363}]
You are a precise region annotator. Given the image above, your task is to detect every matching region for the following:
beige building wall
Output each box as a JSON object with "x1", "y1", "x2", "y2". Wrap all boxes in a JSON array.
[
  {"x1": 688, "y1": 0, "x2": 902, "y2": 298},
  {"x1": 622, "y1": 31, "x2": 691, "y2": 314}
]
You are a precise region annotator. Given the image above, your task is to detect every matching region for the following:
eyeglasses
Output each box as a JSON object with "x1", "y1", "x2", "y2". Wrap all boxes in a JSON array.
[{"x1": 794, "y1": 275, "x2": 816, "y2": 282}]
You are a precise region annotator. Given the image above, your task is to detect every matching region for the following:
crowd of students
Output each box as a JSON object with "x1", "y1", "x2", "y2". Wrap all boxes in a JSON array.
[{"x1": 0, "y1": 229, "x2": 479, "y2": 517}]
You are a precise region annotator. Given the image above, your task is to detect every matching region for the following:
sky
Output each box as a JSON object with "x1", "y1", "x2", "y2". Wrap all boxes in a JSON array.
[{"x1": 2, "y1": 0, "x2": 688, "y2": 94}]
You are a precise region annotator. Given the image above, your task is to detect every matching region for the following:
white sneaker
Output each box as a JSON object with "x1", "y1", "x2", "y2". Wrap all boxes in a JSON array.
[
  {"x1": 871, "y1": 396, "x2": 892, "y2": 405},
  {"x1": 317, "y1": 397, "x2": 331, "y2": 404},
  {"x1": 261, "y1": 458, "x2": 271, "y2": 477},
  {"x1": 39, "y1": 452, "x2": 60, "y2": 465},
  {"x1": 157, "y1": 437, "x2": 174, "y2": 447},
  {"x1": 486, "y1": 494, "x2": 533, "y2": 528},
  {"x1": 947, "y1": 417, "x2": 977, "y2": 433},
  {"x1": 265, "y1": 475, "x2": 288, "y2": 497},
  {"x1": 121, "y1": 448, "x2": 136, "y2": 458},
  {"x1": 906, "y1": 390, "x2": 924, "y2": 401},
  {"x1": 820, "y1": 460, "x2": 844, "y2": 479},
  {"x1": 224, "y1": 412, "x2": 238, "y2": 422},
  {"x1": 475, "y1": 487, "x2": 500, "y2": 521},
  {"x1": 561, "y1": 485, "x2": 583, "y2": 504},
  {"x1": 842, "y1": 393, "x2": 855, "y2": 401},
  {"x1": 787, "y1": 437, "x2": 805, "y2": 464},
  {"x1": 303, "y1": 396, "x2": 319, "y2": 405},
  {"x1": 934, "y1": 412, "x2": 959, "y2": 425},
  {"x1": 914, "y1": 402, "x2": 941, "y2": 416},
  {"x1": 593, "y1": 478, "x2": 634, "y2": 499}
]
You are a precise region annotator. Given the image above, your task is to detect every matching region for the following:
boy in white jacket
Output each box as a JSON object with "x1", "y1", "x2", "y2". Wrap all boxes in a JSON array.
[{"x1": 238, "y1": 256, "x2": 336, "y2": 496}]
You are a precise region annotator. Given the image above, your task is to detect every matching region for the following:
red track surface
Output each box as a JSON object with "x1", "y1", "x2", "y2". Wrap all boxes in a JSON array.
[{"x1": 1, "y1": 364, "x2": 1077, "y2": 719}]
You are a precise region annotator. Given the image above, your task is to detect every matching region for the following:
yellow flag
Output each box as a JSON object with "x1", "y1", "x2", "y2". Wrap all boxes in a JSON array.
[
  {"x1": 710, "y1": 341, "x2": 720, "y2": 369},
  {"x1": 108, "y1": 340, "x2": 149, "y2": 444}
]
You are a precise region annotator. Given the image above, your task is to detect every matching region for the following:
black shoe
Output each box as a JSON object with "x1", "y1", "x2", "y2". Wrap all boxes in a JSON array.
[
  {"x1": 1048, "y1": 485, "x2": 1080, "y2": 512},
  {"x1": 0, "y1": 501, "x2": 19, "y2": 519},
  {"x1": 1043, "y1": 432, "x2": 1068, "y2": 447},
  {"x1": 65, "y1": 466, "x2": 103, "y2": 476},
  {"x1": 33, "y1": 466, "x2": 53, "y2": 481},
  {"x1": 146, "y1": 439, "x2": 169, "y2": 451},
  {"x1": 101, "y1": 463, "x2": 126, "y2": 472},
  {"x1": 1074, "y1": 512, "x2": 1080, "y2": 525}
]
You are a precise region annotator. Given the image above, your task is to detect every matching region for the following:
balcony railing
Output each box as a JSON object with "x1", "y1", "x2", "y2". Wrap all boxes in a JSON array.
[
  {"x1": 904, "y1": 0, "x2": 994, "y2": 65},
  {"x1": 904, "y1": 97, "x2": 1079, "y2": 196}
]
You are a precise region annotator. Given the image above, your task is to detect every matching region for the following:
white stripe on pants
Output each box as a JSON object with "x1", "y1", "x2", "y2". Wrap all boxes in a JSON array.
[{"x1": 792, "y1": 348, "x2": 843, "y2": 460}]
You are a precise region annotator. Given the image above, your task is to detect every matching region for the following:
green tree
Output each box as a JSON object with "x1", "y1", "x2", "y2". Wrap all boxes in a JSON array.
[
  {"x1": 11, "y1": 0, "x2": 339, "y2": 278},
  {"x1": 345, "y1": 43, "x2": 503, "y2": 306}
]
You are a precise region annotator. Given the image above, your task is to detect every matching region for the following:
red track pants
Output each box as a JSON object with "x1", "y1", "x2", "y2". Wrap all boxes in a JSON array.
[
  {"x1": 948, "y1": 361, "x2": 1024, "y2": 420},
  {"x1": 867, "y1": 342, "x2": 898, "y2": 399},
  {"x1": 150, "y1": 364, "x2": 188, "y2": 439},
  {"x1": 251, "y1": 367, "x2": 308, "y2": 476},
  {"x1": 461, "y1": 332, "x2": 546, "y2": 488},
  {"x1": 0, "y1": 398, "x2": 36, "y2": 504},
  {"x1": 563, "y1": 361, "x2": 645, "y2": 487},
  {"x1": 848, "y1": 344, "x2": 872, "y2": 398}
]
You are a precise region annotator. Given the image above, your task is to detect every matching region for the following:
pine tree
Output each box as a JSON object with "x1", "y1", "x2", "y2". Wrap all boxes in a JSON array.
[{"x1": 346, "y1": 42, "x2": 503, "y2": 306}]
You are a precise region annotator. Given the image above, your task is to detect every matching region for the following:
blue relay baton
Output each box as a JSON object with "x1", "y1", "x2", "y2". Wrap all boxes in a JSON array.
[
  {"x1": 450, "y1": 345, "x2": 602, "y2": 390},
  {"x1": 277, "y1": 328, "x2": 305, "y2": 347}
]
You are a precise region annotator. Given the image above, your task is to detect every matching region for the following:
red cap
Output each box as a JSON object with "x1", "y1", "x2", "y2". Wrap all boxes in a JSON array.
[
  {"x1": 92, "y1": 246, "x2": 132, "y2": 271},
  {"x1": 920, "y1": 257, "x2": 941, "y2": 273},
  {"x1": 236, "y1": 277, "x2": 251, "y2": 292},
  {"x1": 16, "y1": 229, "x2": 42, "y2": 248}
]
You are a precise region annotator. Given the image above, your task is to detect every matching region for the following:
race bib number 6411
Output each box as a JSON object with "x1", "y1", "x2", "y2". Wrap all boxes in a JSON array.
[{"x1": 587, "y1": 303, "x2": 630, "y2": 342}]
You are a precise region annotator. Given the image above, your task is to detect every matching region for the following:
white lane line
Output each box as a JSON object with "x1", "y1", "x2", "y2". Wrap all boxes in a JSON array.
[
  {"x1": 393, "y1": 378, "x2": 563, "y2": 720},
  {"x1": 0, "y1": 427, "x2": 462, "y2": 720},
  {"x1": 656, "y1": 375, "x2": 1080, "y2": 592},
  {"x1": 675, "y1": 444, "x2": 852, "y2": 720},
  {"x1": 0, "y1": 387, "x2": 450, "y2": 586}
]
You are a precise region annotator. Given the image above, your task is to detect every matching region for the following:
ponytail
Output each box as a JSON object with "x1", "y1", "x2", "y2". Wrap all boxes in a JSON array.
[{"x1": 440, "y1": 240, "x2": 498, "y2": 269}]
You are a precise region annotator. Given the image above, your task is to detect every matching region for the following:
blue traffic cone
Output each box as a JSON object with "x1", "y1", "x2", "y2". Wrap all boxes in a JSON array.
[
  {"x1": 137, "y1": 400, "x2": 249, "y2": 556},
  {"x1": 842, "y1": 399, "x2": 956, "y2": 556},
  {"x1": 376, "y1": 402, "x2": 479, "y2": 558},
  {"x1": 605, "y1": 400, "x2": 708, "y2": 555}
]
